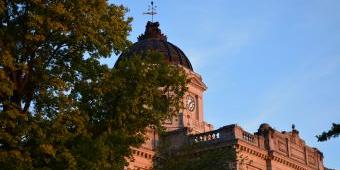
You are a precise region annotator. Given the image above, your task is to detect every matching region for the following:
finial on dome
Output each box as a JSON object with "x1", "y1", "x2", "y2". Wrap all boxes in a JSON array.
[
  {"x1": 143, "y1": 1, "x2": 157, "y2": 22},
  {"x1": 292, "y1": 124, "x2": 295, "y2": 130},
  {"x1": 137, "y1": 21, "x2": 167, "y2": 41}
]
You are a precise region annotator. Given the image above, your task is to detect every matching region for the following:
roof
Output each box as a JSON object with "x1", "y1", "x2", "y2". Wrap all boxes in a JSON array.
[{"x1": 115, "y1": 22, "x2": 193, "y2": 70}]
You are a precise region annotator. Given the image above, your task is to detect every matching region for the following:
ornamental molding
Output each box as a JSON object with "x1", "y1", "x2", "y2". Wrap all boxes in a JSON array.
[{"x1": 188, "y1": 75, "x2": 207, "y2": 90}]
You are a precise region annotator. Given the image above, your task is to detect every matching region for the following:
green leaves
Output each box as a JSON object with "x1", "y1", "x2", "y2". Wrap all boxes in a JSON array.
[
  {"x1": 1, "y1": 1, "x2": 186, "y2": 169},
  {"x1": 154, "y1": 142, "x2": 236, "y2": 170},
  {"x1": 317, "y1": 123, "x2": 340, "y2": 142}
]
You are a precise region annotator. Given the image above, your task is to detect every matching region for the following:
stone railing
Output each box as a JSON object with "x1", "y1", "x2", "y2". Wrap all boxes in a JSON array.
[
  {"x1": 242, "y1": 131, "x2": 255, "y2": 144},
  {"x1": 184, "y1": 124, "x2": 262, "y2": 146},
  {"x1": 188, "y1": 125, "x2": 235, "y2": 144},
  {"x1": 189, "y1": 129, "x2": 221, "y2": 143}
]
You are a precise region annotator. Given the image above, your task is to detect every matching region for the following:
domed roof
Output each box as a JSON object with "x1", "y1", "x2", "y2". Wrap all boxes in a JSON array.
[{"x1": 115, "y1": 22, "x2": 193, "y2": 70}]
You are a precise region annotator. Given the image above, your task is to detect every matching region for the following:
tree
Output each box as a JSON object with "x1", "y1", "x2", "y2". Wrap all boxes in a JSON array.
[
  {"x1": 154, "y1": 141, "x2": 236, "y2": 170},
  {"x1": 0, "y1": 1, "x2": 186, "y2": 169},
  {"x1": 317, "y1": 123, "x2": 340, "y2": 142}
]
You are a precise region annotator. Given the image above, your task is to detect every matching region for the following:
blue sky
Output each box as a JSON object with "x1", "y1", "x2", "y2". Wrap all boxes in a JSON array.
[{"x1": 108, "y1": 0, "x2": 340, "y2": 168}]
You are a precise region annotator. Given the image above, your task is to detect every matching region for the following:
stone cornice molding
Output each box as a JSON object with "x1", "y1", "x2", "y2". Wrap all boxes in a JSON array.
[{"x1": 236, "y1": 142, "x2": 268, "y2": 160}]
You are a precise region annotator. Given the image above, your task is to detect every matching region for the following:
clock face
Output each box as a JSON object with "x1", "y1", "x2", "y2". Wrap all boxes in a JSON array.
[{"x1": 186, "y1": 95, "x2": 195, "y2": 112}]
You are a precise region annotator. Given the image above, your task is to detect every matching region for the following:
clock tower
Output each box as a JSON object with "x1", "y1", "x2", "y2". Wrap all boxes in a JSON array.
[
  {"x1": 116, "y1": 21, "x2": 213, "y2": 169},
  {"x1": 164, "y1": 68, "x2": 213, "y2": 134},
  {"x1": 116, "y1": 21, "x2": 213, "y2": 134}
]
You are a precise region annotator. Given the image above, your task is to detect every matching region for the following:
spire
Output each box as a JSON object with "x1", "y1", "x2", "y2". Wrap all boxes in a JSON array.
[{"x1": 137, "y1": 21, "x2": 167, "y2": 41}]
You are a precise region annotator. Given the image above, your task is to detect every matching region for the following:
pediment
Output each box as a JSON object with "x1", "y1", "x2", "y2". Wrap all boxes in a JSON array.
[{"x1": 188, "y1": 75, "x2": 207, "y2": 90}]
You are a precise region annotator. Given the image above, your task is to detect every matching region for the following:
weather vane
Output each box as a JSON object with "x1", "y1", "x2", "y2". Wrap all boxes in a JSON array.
[{"x1": 143, "y1": 1, "x2": 157, "y2": 22}]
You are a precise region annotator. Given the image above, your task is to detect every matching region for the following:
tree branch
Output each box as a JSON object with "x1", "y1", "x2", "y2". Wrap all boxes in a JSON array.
[{"x1": 317, "y1": 123, "x2": 340, "y2": 142}]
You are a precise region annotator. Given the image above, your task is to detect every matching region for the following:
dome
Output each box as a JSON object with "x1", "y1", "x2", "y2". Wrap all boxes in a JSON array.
[{"x1": 115, "y1": 22, "x2": 193, "y2": 70}]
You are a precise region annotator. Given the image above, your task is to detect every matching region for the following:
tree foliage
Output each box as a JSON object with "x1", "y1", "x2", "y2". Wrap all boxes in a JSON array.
[
  {"x1": 0, "y1": 0, "x2": 187, "y2": 169},
  {"x1": 154, "y1": 141, "x2": 236, "y2": 170},
  {"x1": 317, "y1": 123, "x2": 340, "y2": 142}
]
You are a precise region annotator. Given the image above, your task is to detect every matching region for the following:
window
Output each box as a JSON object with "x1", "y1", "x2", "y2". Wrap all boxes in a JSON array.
[{"x1": 195, "y1": 95, "x2": 199, "y2": 120}]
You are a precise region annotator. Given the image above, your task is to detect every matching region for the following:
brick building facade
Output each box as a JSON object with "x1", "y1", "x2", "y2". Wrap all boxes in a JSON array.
[{"x1": 116, "y1": 21, "x2": 325, "y2": 170}]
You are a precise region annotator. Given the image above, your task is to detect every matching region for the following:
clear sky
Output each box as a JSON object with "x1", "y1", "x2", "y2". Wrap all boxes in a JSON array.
[{"x1": 108, "y1": 0, "x2": 340, "y2": 168}]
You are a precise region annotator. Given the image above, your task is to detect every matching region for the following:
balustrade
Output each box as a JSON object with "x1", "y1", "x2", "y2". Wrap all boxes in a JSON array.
[
  {"x1": 189, "y1": 129, "x2": 221, "y2": 143},
  {"x1": 242, "y1": 131, "x2": 255, "y2": 144},
  {"x1": 188, "y1": 125, "x2": 259, "y2": 145}
]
